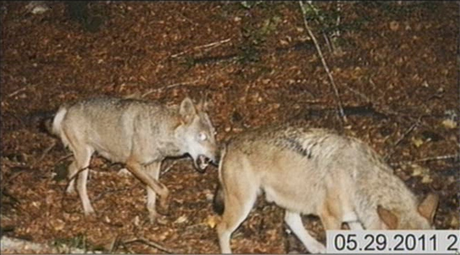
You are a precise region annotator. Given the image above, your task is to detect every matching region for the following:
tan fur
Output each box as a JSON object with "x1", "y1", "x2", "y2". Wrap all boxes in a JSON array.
[
  {"x1": 52, "y1": 96, "x2": 218, "y2": 222},
  {"x1": 215, "y1": 124, "x2": 439, "y2": 253}
]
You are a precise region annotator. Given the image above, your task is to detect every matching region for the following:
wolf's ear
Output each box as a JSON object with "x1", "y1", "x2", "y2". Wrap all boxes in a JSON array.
[
  {"x1": 196, "y1": 97, "x2": 207, "y2": 112},
  {"x1": 179, "y1": 97, "x2": 197, "y2": 124},
  {"x1": 418, "y1": 193, "x2": 439, "y2": 224},
  {"x1": 377, "y1": 205, "x2": 399, "y2": 230},
  {"x1": 196, "y1": 95, "x2": 213, "y2": 112}
]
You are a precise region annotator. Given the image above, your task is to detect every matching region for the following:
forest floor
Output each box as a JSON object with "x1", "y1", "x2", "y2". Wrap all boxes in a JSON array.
[{"x1": 1, "y1": 2, "x2": 458, "y2": 254}]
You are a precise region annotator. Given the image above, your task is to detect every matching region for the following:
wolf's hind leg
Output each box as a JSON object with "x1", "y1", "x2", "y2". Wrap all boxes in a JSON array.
[
  {"x1": 284, "y1": 211, "x2": 326, "y2": 254},
  {"x1": 66, "y1": 161, "x2": 78, "y2": 194},
  {"x1": 216, "y1": 185, "x2": 257, "y2": 253},
  {"x1": 72, "y1": 145, "x2": 95, "y2": 215},
  {"x1": 319, "y1": 200, "x2": 343, "y2": 230},
  {"x1": 343, "y1": 211, "x2": 363, "y2": 230}
]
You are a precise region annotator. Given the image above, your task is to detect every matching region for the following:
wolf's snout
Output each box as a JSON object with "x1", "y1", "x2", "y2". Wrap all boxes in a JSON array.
[
  {"x1": 194, "y1": 149, "x2": 220, "y2": 172},
  {"x1": 195, "y1": 154, "x2": 210, "y2": 172}
]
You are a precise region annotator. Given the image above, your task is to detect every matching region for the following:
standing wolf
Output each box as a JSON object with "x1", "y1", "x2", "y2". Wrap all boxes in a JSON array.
[
  {"x1": 214, "y1": 125, "x2": 439, "y2": 253},
  {"x1": 52, "y1": 96, "x2": 218, "y2": 221}
]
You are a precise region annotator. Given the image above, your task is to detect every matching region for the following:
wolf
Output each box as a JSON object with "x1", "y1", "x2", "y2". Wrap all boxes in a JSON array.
[
  {"x1": 213, "y1": 125, "x2": 439, "y2": 253},
  {"x1": 51, "y1": 96, "x2": 218, "y2": 221}
]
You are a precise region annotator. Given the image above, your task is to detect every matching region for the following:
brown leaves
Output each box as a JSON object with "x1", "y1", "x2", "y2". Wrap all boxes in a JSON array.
[{"x1": 1, "y1": 1, "x2": 458, "y2": 253}]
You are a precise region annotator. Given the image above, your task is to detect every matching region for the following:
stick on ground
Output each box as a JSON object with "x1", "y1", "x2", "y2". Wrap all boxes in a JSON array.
[
  {"x1": 170, "y1": 38, "x2": 231, "y2": 58},
  {"x1": 123, "y1": 237, "x2": 181, "y2": 254},
  {"x1": 384, "y1": 116, "x2": 422, "y2": 161}
]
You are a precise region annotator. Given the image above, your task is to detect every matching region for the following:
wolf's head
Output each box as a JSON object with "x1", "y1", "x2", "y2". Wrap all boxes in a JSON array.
[
  {"x1": 377, "y1": 193, "x2": 439, "y2": 229},
  {"x1": 175, "y1": 97, "x2": 218, "y2": 172}
]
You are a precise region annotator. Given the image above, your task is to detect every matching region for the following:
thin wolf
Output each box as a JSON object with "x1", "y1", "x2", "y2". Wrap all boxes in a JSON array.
[
  {"x1": 52, "y1": 96, "x2": 218, "y2": 221},
  {"x1": 214, "y1": 125, "x2": 439, "y2": 253}
]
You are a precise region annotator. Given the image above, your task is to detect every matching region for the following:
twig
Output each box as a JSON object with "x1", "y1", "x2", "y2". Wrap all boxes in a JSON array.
[
  {"x1": 391, "y1": 154, "x2": 459, "y2": 166},
  {"x1": 109, "y1": 234, "x2": 121, "y2": 254},
  {"x1": 160, "y1": 161, "x2": 177, "y2": 177},
  {"x1": 141, "y1": 79, "x2": 202, "y2": 98},
  {"x1": 120, "y1": 241, "x2": 135, "y2": 254},
  {"x1": 66, "y1": 166, "x2": 90, "y2": 191},
  {"x1": 343, "y1": 84, "x2": 372, "y2": 103},
  {"x1": 7, "y1": 87, "x2": 27, "y2": 98},
  {"x1": 384, "y1": 116, "x2": 422, "y2": 161},
  {"x1": 32, "y1": 140, "x2": 56, "y2": 167},
  {"x1": 57, "y1": 153, "x2": 73, "y2": 163},
  {"x1": 123, "y1": 237, "x2": 181, "y2": 254},
  {"x1": 412, "y1": 154, "x2": 458, "y2": 163},
  {"x1": 411, "y1": 154, "x2": 460, "y2": 162},
  {"x1": 171, "y1": 38, "x2": 232, "y2": 59},
  {"x1": 322, "y1": 32, "x2": 334, "y2": 54},
  {"x1": 298, "y1": 1, "x2": 347, "y2": 124}
]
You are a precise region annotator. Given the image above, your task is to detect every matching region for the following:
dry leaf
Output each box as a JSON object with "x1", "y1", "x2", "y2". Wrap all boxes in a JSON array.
[
  {"x1": 411, "y1": 164, "x2": 429, "y2": 177},
  {"x1": 205, "y1": 215, "x2": 219, "y2": 229},
  {"x1": 411, "y1": 137, "x2": 424, "y2": 147},
  {"x1": 175, "y1": 215, "x2": 188, "y2": 224},
  {"x1": 442, "y1": 119, "x2": 457, "y2": 129},
  {"x1": 421, "y1": 175, "x2": 432, "y2": 184}
]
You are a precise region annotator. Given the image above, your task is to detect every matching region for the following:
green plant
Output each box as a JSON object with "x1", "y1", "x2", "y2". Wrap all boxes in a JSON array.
[{"x1": 237, "y1": 15, "x2": 281, "y2": 64}]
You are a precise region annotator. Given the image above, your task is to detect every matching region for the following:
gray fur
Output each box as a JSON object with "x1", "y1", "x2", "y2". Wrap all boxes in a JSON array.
[
  {"x1": 52, "y1": 96, "x2": 218, "y2": 222},
  {"x1": 215, "y1": 124, "x2": 438, "y2": 253}
]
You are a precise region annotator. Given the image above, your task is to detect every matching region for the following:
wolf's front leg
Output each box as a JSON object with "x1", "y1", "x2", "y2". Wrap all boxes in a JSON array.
[
  {"x1": 145, "y1": 162, "x2": 161, "y2": 223},
  {"x1": 126, "y1": 159, "x2": 170, "y2": 217}
]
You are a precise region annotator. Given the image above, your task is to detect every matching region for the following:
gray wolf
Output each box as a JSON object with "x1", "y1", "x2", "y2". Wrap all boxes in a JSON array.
[
  {"x1": 52, "y1": 96, "x2": 218, "y2": 221},
  {"x1": 214, "y1": 125, "x2": 439, "y2": 253}
]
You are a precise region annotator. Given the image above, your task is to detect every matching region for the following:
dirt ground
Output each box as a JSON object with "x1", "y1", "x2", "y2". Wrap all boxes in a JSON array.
[{"x1": 1, "y1": 1, "x2": 458, "y2": 254}]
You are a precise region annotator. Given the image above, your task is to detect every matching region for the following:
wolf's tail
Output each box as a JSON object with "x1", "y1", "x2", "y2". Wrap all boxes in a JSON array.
[{"x1": 51, "y1": 106, "x2": 67, "y2": 136}]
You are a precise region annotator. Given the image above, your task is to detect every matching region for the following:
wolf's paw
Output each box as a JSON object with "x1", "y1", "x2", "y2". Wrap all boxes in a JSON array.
[
  {"x1": 66, "y1": 185, "x2": 76, "y2": 194},
  {"x1": 83, "y1": 203, "x2": 95, "y2": 216},
  {"x1": 148, "y1": 211, "x2": 168, "y2": 225},
  {"x1": 157, "y1": 193, "x2": 170, "y2": 215},
  {"x1": 157, "y1": 200, "x2": 170, "y2": 216}
]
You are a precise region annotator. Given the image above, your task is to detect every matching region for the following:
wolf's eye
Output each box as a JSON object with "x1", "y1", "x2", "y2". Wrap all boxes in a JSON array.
[{"x1": 198, "y1": 133, "x2": 207, "y2": 141}]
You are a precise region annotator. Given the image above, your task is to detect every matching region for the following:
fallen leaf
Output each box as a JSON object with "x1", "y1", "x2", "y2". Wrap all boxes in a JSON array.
[
  {"x1": 175, "y1": 215, "x2": 188, "y2": 224},
  {"x1": 442, "y1": 119, "x2": 457, "y2": 129},
  {"x1": 410, "y1": 164, "x2": 429, "y2": 177},
  {"x1": 411, "y1": 137, "x2": 424, "y2": 147},
  {"x1": 421, "y1": 175, "x2": 432, "y2": 184},
  {"x1": 205, "y1": 215, "x2": 219, "y2": 229}
]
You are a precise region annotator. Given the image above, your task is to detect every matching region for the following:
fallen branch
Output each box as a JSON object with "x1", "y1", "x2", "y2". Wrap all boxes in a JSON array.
[
  {"x1": 32, "y1": 140, "x2": 56, "y2": 167},
  {"x1": 298, "y1": 1, "x2": 347, "y2": 124},
  {"x1": 109, "y1": 234, "x2": 121, "y2": 254},
  {"x1": 141, "y1": 79, "x2": 203, "y2": 98},
  {"x1": 7, "y1": 87, "x2": 28, "y2": 98},
  {"x1": 123, "y1": 237, "x2": 181, "y2": 254},
  {"x1": 160, "y1": 161, "x2": 178, "y2": 177},
  {"x1": 65, "y1": 166, "x2": 90, "y2": 192},
  {"x1": 384, "y1": 116, "x2": 422, "y2": 161},
  {"x1": 170, "y1": 38, "x2": 232, "y2": 59},
  {"x1": 393, "y1": 154, "x2": 459, "y2": 166},
  {"x1": 57, "y1": 153, "x2": 73, "y2": 163}
]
